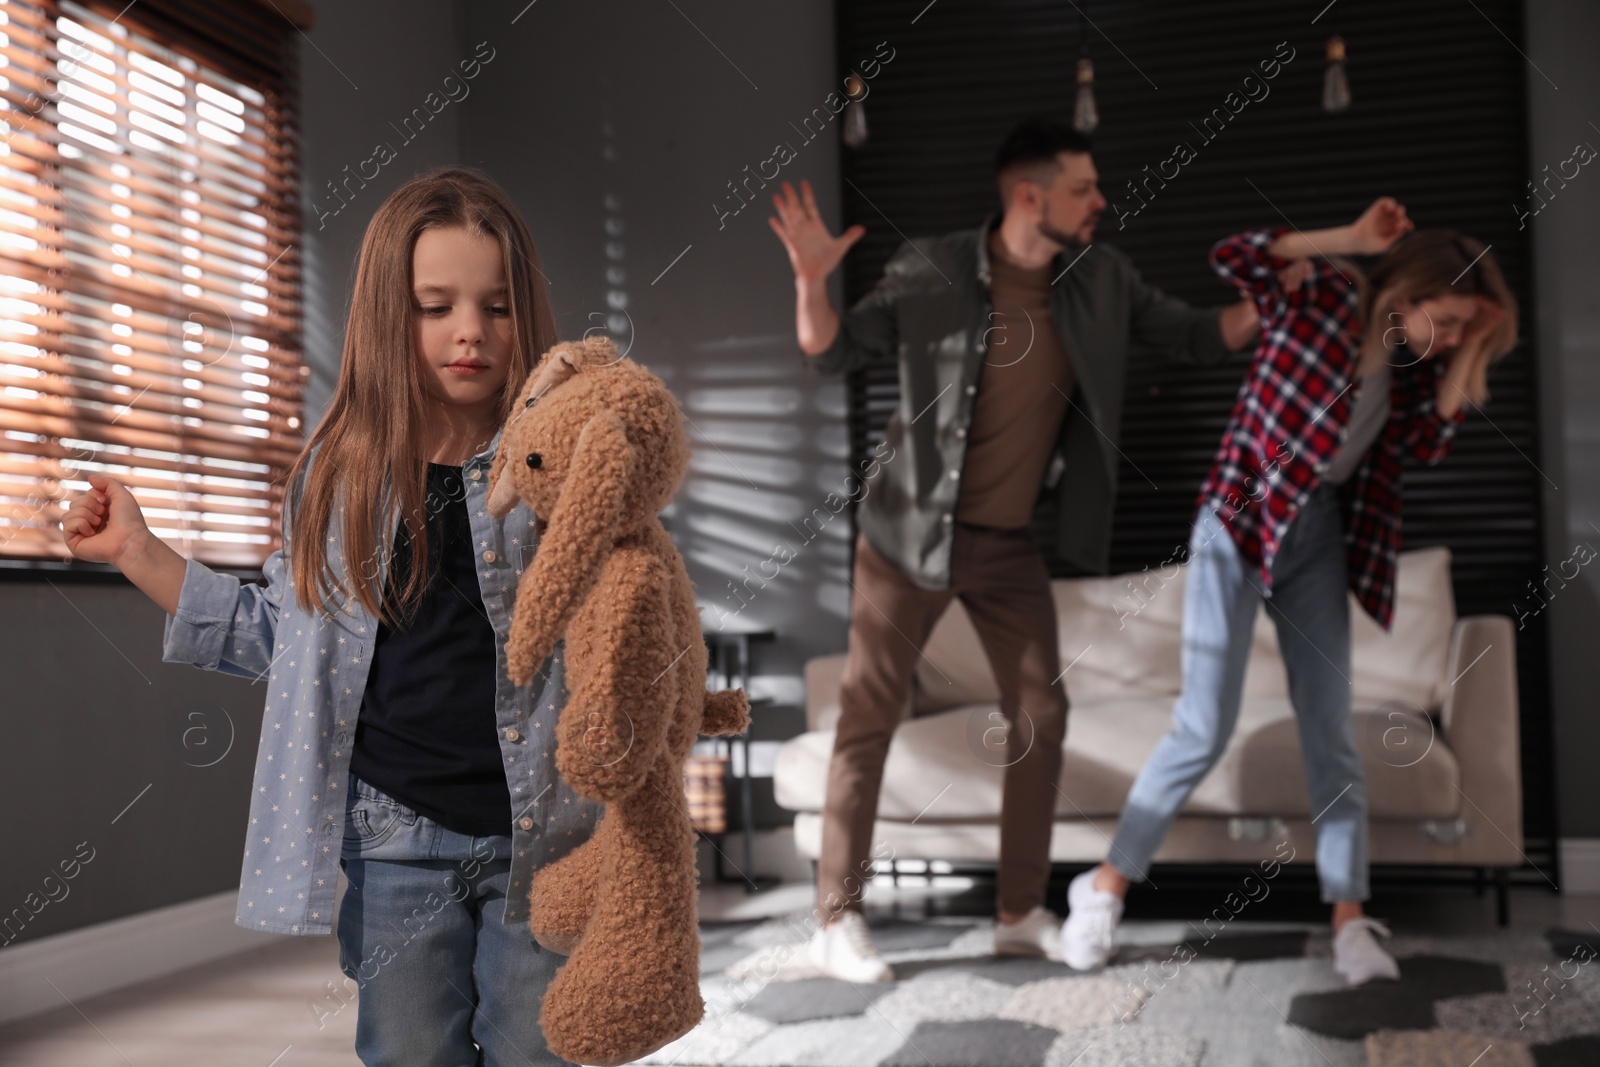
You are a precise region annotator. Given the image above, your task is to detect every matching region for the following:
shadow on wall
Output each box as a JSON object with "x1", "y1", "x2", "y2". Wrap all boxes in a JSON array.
[{"x1": 670, "y1": 342, "x2": 858, "y2": 644}]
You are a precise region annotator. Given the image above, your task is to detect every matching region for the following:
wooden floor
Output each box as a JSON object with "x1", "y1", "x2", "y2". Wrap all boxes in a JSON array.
[
  {"x1": 0, "y1": 881, "x2": 806, "y2": 1067},
  {"x1": 0, "y1": 933, "x2": 360, "y2": 1067},
  {"x1": 0, "y1": 881, "x2": 1595, "y2": 1066}
]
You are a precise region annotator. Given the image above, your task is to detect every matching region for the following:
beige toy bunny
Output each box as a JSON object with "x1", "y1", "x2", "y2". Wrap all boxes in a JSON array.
[{"x1": 486, "y1": 336, "x2": 749, "y2": 1066}]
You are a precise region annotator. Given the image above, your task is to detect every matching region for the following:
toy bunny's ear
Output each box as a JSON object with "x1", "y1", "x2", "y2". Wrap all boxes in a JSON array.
[
  {"x1": 505, "y1": 410, "x2": 634, "y2": 684},
  {"x1": 531, "y1": 345, "x2": 585, "y2": 395},
  {"x1": 571, "y1": 334, "x2": 622, "y2": 368},
  {"x1": 487, "y1": 346, "x2": 590, "y2": 519},
  {"x1": 487, "y1": 372, "x2": 536, "y2": 519},
  {"x1": 486, "y1": 440, "x2": 518, "y2": 519}
]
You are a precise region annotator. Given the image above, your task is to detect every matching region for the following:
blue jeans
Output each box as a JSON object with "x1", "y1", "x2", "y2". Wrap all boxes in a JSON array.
[
  {"x1": 1106, "y1": 483, "x2": 1369, "y2": 903},
  {"x1": 335, "y1": 773, "x2": 574, "y2": 1066}
]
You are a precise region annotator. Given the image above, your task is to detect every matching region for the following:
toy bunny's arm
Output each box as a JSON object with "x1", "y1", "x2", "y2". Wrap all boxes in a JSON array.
[
  {"x1": 701, "y1": 689, "x2": 751, "y2": 736},
  {"x1": 555, "y1": 552, "x2": 675, "y2": 802}
]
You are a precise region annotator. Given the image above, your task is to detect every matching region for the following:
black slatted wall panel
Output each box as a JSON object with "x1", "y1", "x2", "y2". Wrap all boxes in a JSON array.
[{"x1": 834, "y1": 0, "x2": 1555, "y2": 860}]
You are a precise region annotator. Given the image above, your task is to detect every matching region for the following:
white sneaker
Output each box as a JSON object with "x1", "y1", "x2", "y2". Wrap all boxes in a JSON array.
[
  {"x1": 994, "y1": 905, "x2": 1064, "y2": 960},
  {"x1": 1332, "y1": 917, "x2": 1400, "y2": 986},
  {"x1": 1061, "y1": 868, "x2": 1124, "y2": 971},
  {"x1": 808, "y1": 911, "x2": 894, "y2": 983}
]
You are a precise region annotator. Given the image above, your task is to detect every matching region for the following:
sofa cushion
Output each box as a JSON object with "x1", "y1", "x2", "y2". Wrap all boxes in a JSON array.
[
  {"x1": 1049, "y1": 568, "x2": 1189, "y2": 703},
  {"x1": 806, "y1": 653, "x2": 866, "y2": 734},
  {"x1": 913, "y1": 571, "x2": 1190, "y2": 715},
  {"x1": 910, "y1": 546, "x2": 1456, "y2": 716},
  {"x1": 1055, "y1": 566, "x2": 1291, "y2": 704},
  {"x1": 1237, "y1": 545, "x2": 1456, "y2": 716},
  {"x1": 1234, "y1": 701, "x2": 1460, "y2": 818},
  {"x1": 774, "y1": 696, "x2": 1461, "y2": 822},
  {"x1": 776, "y1": 699, "x2": 1187, "y2": 820},
  {"x1": 1351, "y1": 545, "x2": 1456, "y2": 712}
]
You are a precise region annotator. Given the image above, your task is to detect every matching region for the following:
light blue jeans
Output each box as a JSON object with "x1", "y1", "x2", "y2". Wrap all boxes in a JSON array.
[
  {"x1": 335, "y1": 773, "x2": 574, "y2": 1066},
  {"x1": 1106, "y1": 483, "x2": 1369, "y2": 903}
]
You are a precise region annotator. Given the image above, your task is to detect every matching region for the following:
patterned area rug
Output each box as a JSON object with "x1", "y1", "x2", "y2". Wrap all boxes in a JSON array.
[{"x1": 635, "y1": 917, "x2": 1600, "y2": 1066}]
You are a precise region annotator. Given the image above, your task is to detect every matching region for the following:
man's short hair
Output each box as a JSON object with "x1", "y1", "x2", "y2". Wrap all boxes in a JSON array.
[{"x1": 994, "y1": 118, "x2": 1093, "y2": 204}]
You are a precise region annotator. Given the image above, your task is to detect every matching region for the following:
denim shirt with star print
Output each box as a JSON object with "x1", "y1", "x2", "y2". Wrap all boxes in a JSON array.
[{"x1": 159, "y1": 423, "x2": 600, "y2": 936}]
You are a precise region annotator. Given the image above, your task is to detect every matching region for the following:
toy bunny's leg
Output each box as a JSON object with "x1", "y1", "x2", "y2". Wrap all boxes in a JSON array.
[
  {"x1": 528, "y1": 813, "x2": 608, "y2": 955},
  {"x1": 538, "y1": 749, "x2": 702, "y2": 1067}
]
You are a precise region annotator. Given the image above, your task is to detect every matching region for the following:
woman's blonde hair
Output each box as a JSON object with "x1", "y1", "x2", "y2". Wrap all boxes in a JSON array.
[
  {"x1": 283, "y1": 166, "x2": 558, "y2": 625},
  {"x1": 1346, "y1": 229, "x2": 1518, "y2": 405}
]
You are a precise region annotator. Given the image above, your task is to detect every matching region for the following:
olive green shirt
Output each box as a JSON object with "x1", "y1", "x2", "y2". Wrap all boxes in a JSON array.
[{"x1": 806, "y1": 214, "x2": 1237, "y2": 589}]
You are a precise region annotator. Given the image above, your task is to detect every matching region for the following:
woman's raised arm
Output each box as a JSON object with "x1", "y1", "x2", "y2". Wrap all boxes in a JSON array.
[{"x1": 1266, "y1": 196, "x2": 1414, "y2": 260}]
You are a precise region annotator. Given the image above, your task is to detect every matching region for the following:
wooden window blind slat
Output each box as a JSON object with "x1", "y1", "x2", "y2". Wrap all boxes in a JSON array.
[
  {"x1": 0, "y1": 432, "x2": 285, "y2": 492},
  {"x1": 0, "y1": 22, "x2": 289, "y2": 168},
  {"x1": 0, "y1": 0, "x2": 303, "y2": 567},
  {"x1": 0, "y1": 155, "x2": 303, "y2": 295},
  {"x1": 0, "y1": 13, "x2": 300, "y2": 201},
  {"x1": 0, "y1": 250, "x2": 302, "y2": 351},
  {"x1": 0, "y1": 150, "x2": 302, "y2": 293}
]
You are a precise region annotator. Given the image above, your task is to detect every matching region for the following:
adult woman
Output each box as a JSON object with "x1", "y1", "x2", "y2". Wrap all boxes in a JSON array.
[{"x1": 1061, "y1": 197, "x2": 1517, "y2": 985}]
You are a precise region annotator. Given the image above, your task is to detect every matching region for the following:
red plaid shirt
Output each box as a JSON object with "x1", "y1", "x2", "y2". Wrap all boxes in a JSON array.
[{"x1": 1199, "y1": 228, "x2": 1466, "y2": 631}]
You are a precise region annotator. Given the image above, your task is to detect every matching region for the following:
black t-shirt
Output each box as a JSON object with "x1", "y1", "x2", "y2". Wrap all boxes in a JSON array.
[{"x1": 349, "y1": 462, "x2": 511, "y2": 837}]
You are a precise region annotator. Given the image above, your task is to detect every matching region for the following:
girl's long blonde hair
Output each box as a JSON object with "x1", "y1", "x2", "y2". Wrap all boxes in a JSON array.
[
  {"x1": 1346, "y1": 229, "x2": 1518, "y2": 404},
  {"x1": 284, "y1": 166, "x2": 558, "y2": 625}
]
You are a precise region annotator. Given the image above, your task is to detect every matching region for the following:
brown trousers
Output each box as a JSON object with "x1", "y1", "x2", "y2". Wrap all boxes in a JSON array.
[{"x1": 818, "y1": 523, "x2": 1069, "y2": 919}]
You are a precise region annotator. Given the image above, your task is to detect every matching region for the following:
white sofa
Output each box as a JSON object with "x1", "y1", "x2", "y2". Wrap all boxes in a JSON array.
[{"x1": 774, "y1": 546, "x2": 1523, "y2": 915}]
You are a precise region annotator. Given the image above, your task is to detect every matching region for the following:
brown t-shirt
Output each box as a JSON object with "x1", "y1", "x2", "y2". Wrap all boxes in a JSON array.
[{"x1": 954, "y1": 230, "x2": 1076, "y2": 528}]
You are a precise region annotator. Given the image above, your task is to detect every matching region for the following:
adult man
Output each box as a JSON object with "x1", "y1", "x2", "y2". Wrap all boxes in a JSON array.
[{"x1": 768, "y1": 118, "x2": 1259, "y2": 981}]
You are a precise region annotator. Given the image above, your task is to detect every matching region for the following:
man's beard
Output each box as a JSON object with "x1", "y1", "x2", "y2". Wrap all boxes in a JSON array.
[{"x1": 1038, "y1": 204, "x2": 1097, "y2": 250}]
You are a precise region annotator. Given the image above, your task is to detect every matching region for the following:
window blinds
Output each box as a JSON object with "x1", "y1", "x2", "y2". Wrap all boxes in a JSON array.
[{"x1": 0, "y1": 0, "x2": 304, "y2": 568}]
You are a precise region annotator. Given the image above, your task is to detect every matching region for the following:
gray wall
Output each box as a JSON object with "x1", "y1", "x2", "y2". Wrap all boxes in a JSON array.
[
  {"x1": 300, "y1": 0, "x2": 471, "y2": 423},
  {"x1": 0, "y1": 580, "x2": 265, "y2": 947},
  {"x1": 1525, "y1": 0, "x2": 1600, "y2": 843},
  {"x1": 459, "y1": 0, "x2": 849, "y2": 711}
]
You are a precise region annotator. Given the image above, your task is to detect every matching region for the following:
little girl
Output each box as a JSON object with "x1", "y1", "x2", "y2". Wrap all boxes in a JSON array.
[
  {"x1": 62, "y1": 166, "x2": 597, "y2": 1065},
  {"x1": 1061, "y1": 197, "x2": 1517, "y2": 986}
]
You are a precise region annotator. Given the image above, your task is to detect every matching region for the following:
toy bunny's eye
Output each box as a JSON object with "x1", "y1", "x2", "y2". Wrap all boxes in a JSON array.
[
  {"x1": 525, "y1": 453, "x2": 543, "y2": 470},
  {"x1": 523, "y1": 394, "x2": 539, "y2": 409}
]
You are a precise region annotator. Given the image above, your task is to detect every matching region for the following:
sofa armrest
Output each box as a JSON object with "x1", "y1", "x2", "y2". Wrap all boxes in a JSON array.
[
  {"x1": 1440, "y1": 615, "x2": 1522, "y2": 853},
  {"x1": 805, "y1": 654, "x2": 849, "y2": 733}
]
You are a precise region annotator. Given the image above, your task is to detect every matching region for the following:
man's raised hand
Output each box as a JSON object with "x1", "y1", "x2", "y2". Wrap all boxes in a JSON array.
[{"x1": 768, "y1": 179, "x2": 865, "y2": 284}]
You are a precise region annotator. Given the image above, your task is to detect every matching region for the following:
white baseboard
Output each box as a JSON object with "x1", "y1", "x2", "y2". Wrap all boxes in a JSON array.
[
  {"x1": 1560, "y1": 838, "x2": 1600, "y2": 894},
  {"x1": 0, "y1": 890, "x2": 276, "y2": 1027}
]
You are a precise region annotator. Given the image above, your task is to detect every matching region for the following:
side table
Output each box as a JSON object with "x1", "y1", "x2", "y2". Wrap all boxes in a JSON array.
[{"x1": 702, "y1": 628, "x2": 778, "y2": 892}]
